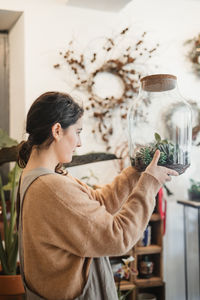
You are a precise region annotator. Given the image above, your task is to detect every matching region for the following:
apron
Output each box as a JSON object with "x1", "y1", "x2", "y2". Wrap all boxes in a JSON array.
[{"x1": 18, "y1": 168, "x2": 118, "y2": 300}]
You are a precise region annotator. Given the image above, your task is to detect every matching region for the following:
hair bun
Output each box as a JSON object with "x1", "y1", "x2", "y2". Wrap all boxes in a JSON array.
[{"x1": 17, "y1": 140, "x2": 33, "y2": 168}]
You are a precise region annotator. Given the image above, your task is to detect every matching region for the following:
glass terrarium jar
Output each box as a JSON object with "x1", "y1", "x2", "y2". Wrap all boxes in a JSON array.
[{"x1": 128, "y1": 74, "x2": 192, "y2": 174}]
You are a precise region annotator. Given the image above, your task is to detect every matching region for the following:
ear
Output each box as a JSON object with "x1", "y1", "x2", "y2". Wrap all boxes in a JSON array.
[{"x1": 52, "y1": 123, "x2": 62, "y2": 141}]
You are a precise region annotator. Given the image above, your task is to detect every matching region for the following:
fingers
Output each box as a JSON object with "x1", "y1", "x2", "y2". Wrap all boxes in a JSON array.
[
  {"x1": 145, "y1": 153, "x2": 179, "y2": 185},
  {"x1": 151, "y1": 150, "x2": 160, "y2": 166},
  {"x1": 163, "y1": 168, "x2": 179, "y2": 184},
  {"x1": 165, "y1": 168, "x2": 179, "y2": 176}
]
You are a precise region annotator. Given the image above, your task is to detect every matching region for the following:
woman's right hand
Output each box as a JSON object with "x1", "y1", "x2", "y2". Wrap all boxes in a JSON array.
[{"x1": 145, "y1": 150, "x2": 179, "y2": 185}]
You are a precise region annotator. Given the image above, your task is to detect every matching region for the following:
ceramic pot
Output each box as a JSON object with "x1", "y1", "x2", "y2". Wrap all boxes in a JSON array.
[
  {"x1": 0, "y1": 265, "x2": 25, "y2": 300},
  {"x1": 138, "y1": 293, "x2": 157, "y2": 300},
  {"x1": 188, "y1": 190, "x2": 200, "y2": 202}
]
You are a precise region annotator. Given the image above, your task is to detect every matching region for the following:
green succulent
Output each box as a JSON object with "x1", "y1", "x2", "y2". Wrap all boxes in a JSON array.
[
  {"x1": 131, "y1": 133, "x2": 177, "y2": 171},
  {"x1": 153, "y1": 134, "x2": 175, "y2": 165},
  {"x1": 0, "y1": 129, "x2": 18, "y2": 149},
  {"x1": 158, "y1": 151, "x2": 167, "y2": 165},
  {"x1": 137, "y1": 147, "x2": 153, "y2": 165}
]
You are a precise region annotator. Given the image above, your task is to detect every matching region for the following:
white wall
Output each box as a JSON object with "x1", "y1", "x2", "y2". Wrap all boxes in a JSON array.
[
  {"x1": 1, "y1": 0, "x2": 200, "y2": 299},
  {"x1": 9, "y1": 13, "x2": 25, "y2": 141}
]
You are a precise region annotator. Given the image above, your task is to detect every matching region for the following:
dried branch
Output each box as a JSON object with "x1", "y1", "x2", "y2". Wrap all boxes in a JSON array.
[
  {"x1": 0, "y1": 144, "x2": 119, "y2": 167},
  {"x1": 0, "y1": 143, "x2": 23, "y2": 165},
  {"x1": 65, "y1": 153, "x2": 118, "y2": 167}
]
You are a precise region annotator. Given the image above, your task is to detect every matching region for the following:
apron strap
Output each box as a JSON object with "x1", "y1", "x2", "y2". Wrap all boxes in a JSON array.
[{"x1": 18, "y1": 168, "x2": 55, "y2": 299}]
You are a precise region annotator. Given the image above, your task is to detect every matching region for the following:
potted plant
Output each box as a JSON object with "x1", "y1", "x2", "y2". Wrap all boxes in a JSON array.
[
  {"x1": 0, "y1": 163, "x2": 24, "y2": 299},
  {"x1": 131, "y1": 132, "x2": 189, "y2": 174},
  {"x1": 188, "y1": 179, "x2": 200, "y2": 201},
  {"x1": 0, "y1": 129, "x2": 24, "y2": 299}
]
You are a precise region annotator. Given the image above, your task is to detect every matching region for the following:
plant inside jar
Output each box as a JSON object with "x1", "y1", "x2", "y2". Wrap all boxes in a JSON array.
[{"x1": 131, "y1": 133, "x2": 190, "y2": 174}]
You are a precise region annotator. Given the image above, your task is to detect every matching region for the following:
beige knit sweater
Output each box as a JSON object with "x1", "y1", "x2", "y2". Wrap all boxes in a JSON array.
[{"x1": 22, "y1": 167, "x2": 161, "y2": 300}]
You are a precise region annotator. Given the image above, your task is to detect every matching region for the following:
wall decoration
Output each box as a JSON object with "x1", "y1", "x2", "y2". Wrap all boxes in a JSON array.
[
  {"x1": 54, "y1": 27, "x2": 159, "y2": 168},
  {"x1": 161, "y1": 98, "x2": 200, "y2": 147},
  {"x1": 191, "y1": 103, "x2": 200, "y2": 147},
  {"x1": 185, "y1": 34, "x2": 200, "y2": 75},
  {"x1": 114, "y1": 141, "x2": 129, "y2": 171}
]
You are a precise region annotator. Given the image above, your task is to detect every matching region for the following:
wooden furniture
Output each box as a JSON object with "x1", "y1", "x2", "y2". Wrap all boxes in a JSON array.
[
  {"x1": 132, "y1": 196, "x2": 165, "y2": 300},
  {"x1": 111, "y1": 192, "x2": 165, "y2": 300},
  {"x1": 177, "y1": 200, "x2": 200, "y2": 300}
]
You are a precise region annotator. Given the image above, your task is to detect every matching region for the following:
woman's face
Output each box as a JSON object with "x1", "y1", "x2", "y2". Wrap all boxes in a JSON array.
[{"x1": 55, "y1": 117, "x2": 83, "y2": 163}]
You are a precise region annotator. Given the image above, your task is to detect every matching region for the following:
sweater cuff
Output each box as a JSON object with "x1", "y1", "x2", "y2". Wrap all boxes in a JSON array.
[{"x1": 137, "y1": 171, "x2": 162, "y2": 196}]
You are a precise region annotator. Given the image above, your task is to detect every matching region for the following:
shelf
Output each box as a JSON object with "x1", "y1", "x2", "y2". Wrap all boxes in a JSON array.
[
  {"x1": 150, "y1": 213, "x2": 161, "y2": 221},
  {"x1": 135, "y1": 245, "x2": 162, "y2": 254},
  {"x1": 109, "y1": 249, "x2": 132, "y2": 259},
  {"x1": 134, "y1": 277, "x2": 163, "y2": 287},
  {"x1": 116, "y1": 280, "x2": 136, "y2": 291},
  {"x1": 177, "y1": 200, "x2": 200, "y2": 208}
]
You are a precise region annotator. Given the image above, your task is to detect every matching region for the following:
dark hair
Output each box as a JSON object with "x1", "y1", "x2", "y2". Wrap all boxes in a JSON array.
[{"x1": 17, "y1": 91, "x2": 84, "y2": 168}]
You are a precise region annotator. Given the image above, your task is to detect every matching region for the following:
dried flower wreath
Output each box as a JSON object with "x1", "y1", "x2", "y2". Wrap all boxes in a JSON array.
[
  {"x1": 163, "y1": 99, "x2": 200, "y2": 148},
  {"x1": 185, "y1": 34, "x2": 200, "y2": 75},
  {"x1": 54, "y1": 27, "x2": 159, "y2": 168}
]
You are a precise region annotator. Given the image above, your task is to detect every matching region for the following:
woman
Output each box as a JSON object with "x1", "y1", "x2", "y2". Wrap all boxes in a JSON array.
[{"x1": 17, "y1": 91, "x2": 178, "y2": 300}]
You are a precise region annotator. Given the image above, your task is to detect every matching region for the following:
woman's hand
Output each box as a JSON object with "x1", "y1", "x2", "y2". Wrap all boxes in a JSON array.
[{"x1": 145, "y1": 150, "x2": 179, "y2": 185}]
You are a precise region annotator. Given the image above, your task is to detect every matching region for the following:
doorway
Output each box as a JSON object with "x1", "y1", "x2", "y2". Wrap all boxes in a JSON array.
[{"x1": 0, "y1": 32, "x2": 9, "y2": 183}]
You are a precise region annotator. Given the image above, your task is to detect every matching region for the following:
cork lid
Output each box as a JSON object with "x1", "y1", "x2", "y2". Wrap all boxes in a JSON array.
[{"x1": 140, "y1": 74, "x2": 177, "y2": 92}]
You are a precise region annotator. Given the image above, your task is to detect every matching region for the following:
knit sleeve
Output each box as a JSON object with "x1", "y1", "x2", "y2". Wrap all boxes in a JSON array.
[
  {"x1": 72, "y1": 166, "x2": 141, "y2": 215},
  {"x1": 26, "y1": 171, "x2": 161, "y2": 258}
]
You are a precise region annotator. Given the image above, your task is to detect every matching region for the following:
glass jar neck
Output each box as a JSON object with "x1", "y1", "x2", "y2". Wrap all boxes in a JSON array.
[{"x1": 140, "y1": 74, "x2": 177, "y2": 92}]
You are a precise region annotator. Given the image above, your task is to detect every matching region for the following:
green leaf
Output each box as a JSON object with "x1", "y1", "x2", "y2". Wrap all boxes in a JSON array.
[
  {"x1": 0, "y1": 233, "x2": 10, "y2": 275},
  {"x1": 162, "y1": 139, "x2": 168, "y2": 144},
  {"x1": 3, "y1": 164, "x2": 21, "y2": 191},
  {"x1": 8, "y1": 164, "x2": 18, "y2": 250},
  {"x1": 0, "y1": 163, "x2": 20, "y2": 275},
  {"x1": 7, "y1": 233, "x2": 18, "y2": 275},
  {"x1": 121, "y1": 288, "x2": 134, "y2": 299},
  {"x1": 0, "y1": 129, "x2": 18, "y2": 150},
  {"x1": 0, "y1": 176, "x2": 9, "y2": 250},
  {"x1": 154, "y1": 132, "x2": 161, "y2": 142}
]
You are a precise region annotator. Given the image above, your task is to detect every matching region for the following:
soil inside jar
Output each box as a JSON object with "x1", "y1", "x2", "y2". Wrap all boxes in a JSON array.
[
  {"x1": 131, "y1": 157, "x2": 190, "y2": 175},
  {"x1": 165, "y1": 163, "x2": 190, "y2": 175}
]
